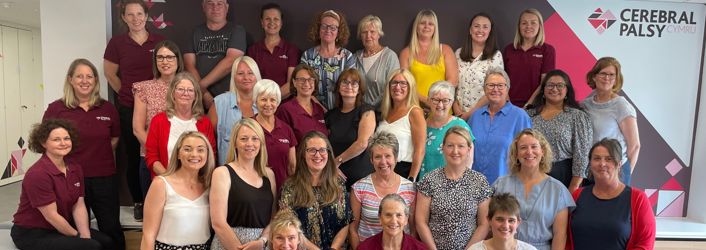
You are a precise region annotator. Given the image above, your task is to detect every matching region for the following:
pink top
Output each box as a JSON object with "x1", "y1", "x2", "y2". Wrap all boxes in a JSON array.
[{"x1": 133, "y1": 79, "x2": 169, "y2": 155}]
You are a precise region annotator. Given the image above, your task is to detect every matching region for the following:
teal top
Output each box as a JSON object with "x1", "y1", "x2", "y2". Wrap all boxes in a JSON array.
[{"x1": 418, "y1": 117, "x2": 473, "y2": 181}]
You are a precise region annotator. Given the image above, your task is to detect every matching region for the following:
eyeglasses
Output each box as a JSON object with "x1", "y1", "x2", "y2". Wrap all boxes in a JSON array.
[
  {"x1": 597, "y1": 72, "x2": 616, "y2": 79},
  {"x1": 295, "y1": 77, "x2": 316, "y2": 84},
  {"x1": 175, "y1": 88, "x2": 195, "y2": 95},
  {"x1": 305, "y1": 147, "x2": 328, "y2": 156},
  {"x1": 390, "y1": 80, "x2": 408, "y2": 88},
  {"x1": 430, "y1": 98, "x2": 452, "y2": 105},
  {"x1": 156, "y1": 55, "x2": 177, "y2": 62},
  {"x1": 485, "y1": 83, "x2": 506, "y2": 90},
  {"x1": 341, "y1": 80, "x2": 359, "y2": 87},
  {"x1": 320, "y1": 24, "x2": 339, "y2": 32},
  {"x1": 545, "y1": 83, "x2": 566, "y2": 90}
]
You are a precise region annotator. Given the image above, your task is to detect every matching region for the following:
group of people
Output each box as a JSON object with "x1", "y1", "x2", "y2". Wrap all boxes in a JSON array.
[{"x1": 9, "y1": 0, "x2": 655, "y2": 250}]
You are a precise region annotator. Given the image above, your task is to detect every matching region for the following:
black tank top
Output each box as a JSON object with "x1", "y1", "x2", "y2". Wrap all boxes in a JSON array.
[{"x1": 222, "y1": 165, "x2": 273, "y2": 228}]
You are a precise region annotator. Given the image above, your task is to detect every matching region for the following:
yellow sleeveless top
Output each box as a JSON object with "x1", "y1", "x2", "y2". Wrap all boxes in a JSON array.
[{"x1": 409, "y1": 55, "x2": 446, "y2": 98}]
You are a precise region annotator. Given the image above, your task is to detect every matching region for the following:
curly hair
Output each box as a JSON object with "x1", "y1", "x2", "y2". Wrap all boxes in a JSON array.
[
  {"x1": 307, "y1": 10, "x2": 350, "y2": 47},
  {"x1": 28, "y1": 119, "x2": 79, "y2": 154},
  {"x1": 508, "y1": 128, "x2": 553, "y2": 174}
]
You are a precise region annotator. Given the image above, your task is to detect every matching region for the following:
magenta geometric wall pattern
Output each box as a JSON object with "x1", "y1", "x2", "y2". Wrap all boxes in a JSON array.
[{"x1": 665, "y1": 159, "x2": 683, "y2": 177}]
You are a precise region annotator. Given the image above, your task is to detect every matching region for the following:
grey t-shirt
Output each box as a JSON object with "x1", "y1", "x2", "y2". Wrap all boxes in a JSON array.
[
  {"x1": 582, "y1": 91, "x2": 637, "y2": 164},
  {"x1": 186, "y1": 22, "x2": 246, "y2": 96}
]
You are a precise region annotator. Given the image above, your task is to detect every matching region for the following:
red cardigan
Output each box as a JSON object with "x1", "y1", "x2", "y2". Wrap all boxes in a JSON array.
[
  {"x1": 567, "y1": 186, "x2": 656, "y2": 250},
  {"x1": 145, "y1": 112, "x2": 216, "y2": 178}
]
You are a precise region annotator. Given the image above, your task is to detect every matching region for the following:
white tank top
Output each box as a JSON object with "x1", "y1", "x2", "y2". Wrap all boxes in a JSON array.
[
  {"x1": 377, "y1": 108, "x2": 414, "y2": 163},
  {"x1": 155, "y1": 176, "x2": 211, "y2": 245}
]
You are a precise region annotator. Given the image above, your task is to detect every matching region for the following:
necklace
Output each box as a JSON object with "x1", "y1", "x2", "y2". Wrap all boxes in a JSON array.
[{"x1": 364, "y1": 46, "x2": 383, "y2": 57}]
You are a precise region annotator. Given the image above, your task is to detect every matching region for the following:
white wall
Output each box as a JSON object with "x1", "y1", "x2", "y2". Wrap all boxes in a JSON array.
[
  {"x1": 688, "y1": 47, "x2": 706, "y2": 223},
  {"x1": 40, "y1": 0, "x2": 111, "y2": 106}
]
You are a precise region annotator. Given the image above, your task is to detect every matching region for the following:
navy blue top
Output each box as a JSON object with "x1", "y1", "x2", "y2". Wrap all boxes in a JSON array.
[{"x1": 571, "y1": 185, "x2": 632, "y2": 250}]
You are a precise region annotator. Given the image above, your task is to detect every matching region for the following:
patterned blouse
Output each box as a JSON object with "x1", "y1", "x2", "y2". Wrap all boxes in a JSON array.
[
  {"x1": 300, "y1": 47, "x2": 355, "y2": 110},
  {"x1": 527, "y1": 107, "x2": 593, "y2": 178},
  {"x1": 455, "y1": 49, "x2": 503, "y2": 112},
  {"x1": 416, "y1": 167, "x2": 493, "y2": 250},
  {"x1": 132, "y1": 79, "x2": 169, "y2": 155},
  {"x1": 279, "y1": 178, "x2": 352, "y2": 249}
]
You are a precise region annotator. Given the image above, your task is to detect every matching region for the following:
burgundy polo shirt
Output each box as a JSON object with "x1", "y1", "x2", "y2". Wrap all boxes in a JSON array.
[
  {"x1": 13, "y1": 154, "x2": 85, "y2": 230},
  {"x1": 255, "y1": 115, "x2": 298, "y2": 191},
  {"x1": 246, "y1": 39, "x2": 301, "y2": 86},
  {"x1": 43, "y1": 100, "x2": 121, "y2": 177},
  {"x1": 104, "y1": 32, "x2": 165, "y2": 107},
  {"x1": 502, "y1": 43, "x2": 555, "y2": 107},
  {"x1": 275, "y1": 98, "x2": 329, "y2": 142}
]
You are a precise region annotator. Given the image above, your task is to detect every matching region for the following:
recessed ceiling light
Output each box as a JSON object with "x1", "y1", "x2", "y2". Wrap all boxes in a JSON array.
[{"x1": 0, "y1": 2, "x2": 13, "y2": 9}]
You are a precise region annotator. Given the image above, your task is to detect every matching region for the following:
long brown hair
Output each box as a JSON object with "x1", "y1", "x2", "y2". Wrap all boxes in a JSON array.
[{"x1": 284, "y1": 131, "x2": 342, "y2": 207}]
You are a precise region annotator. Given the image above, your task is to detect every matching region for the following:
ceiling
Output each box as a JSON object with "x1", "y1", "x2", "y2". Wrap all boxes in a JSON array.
[{"x1": 0, "y1": 0, "x2": 40, "y2": 28}]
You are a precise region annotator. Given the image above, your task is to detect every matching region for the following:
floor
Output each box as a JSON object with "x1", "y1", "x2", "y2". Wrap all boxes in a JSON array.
[{"x1": 1, "y1": 182, "x2": 705, "y2": 249}]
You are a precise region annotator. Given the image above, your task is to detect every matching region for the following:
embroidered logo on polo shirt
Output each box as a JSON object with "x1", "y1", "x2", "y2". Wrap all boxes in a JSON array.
[
  {"x1": 278, "y1": 139, "x2": 290, "y2": 144},
  {"x1": 532, "y1": 54, "x2": 543, "y2": 58},
  {"x1": 74, "y1": 182, "x2": 80, "y2": 187},
  {"x1": 96, "y1": 116, "x2": 111, "y2": 121},
  {"x1": 318, "y1": 119, "x2": 325, "y2": 124},
  {"x1": 279, "y1": 55, "x2": 288, "y2": 59}
]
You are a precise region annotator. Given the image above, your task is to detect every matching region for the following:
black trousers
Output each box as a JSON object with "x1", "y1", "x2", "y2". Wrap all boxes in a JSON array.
[
  {"x1": 84, "y1": 175, "x2": 125, "y2": 250},
  {"x1": 549, "y1": 159, "x2": 573, "y2": 188},
  {"x1": 11, "y1": 225, "x2": 114, "y2": 250},
  {"x1": 118, "y1": 106, "x2": 143, "y2": 203}
]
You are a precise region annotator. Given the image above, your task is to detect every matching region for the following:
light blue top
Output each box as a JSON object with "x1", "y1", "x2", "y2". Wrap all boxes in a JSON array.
[
  {"x1": 582, "y1": 91, "x2": 636, "y2": 165},
  {"x1": 492, "y1": 175, "x2": 575, "y2": 250},
  {"x1": 468, "y1": 102, "x2": 531, "y2": 184},
  {"x1": 300, "y1": 47, "x2": 355, "y2": 110},
  {"x1": 419, "y1": 117, "x2": 473, "y2": 181},
  {"x1": 213, "y1": 92, "x2": 257, "y2": 165}
]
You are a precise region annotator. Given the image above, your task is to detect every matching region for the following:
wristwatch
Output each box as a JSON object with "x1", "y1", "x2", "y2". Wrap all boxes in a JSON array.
[{"x1": 407, "y1": 176, "x2": 416, "y2": 182}]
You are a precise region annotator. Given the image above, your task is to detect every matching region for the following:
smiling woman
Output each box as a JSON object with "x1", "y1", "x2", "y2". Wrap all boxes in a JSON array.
[{"x1": 42, "y1": 58, "x2": 124, "y2": 248}]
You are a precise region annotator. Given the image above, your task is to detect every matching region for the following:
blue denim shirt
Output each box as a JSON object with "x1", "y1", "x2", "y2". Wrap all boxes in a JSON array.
[{"x1": 214, "y1": 92, "x2": 258, "y2": 165}]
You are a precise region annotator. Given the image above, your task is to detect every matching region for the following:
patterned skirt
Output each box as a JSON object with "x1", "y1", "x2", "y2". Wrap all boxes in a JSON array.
[
  {"x1": 155, "y1": 240, "x2": 209, "y2": 250},
  {"x1": 210, "y1": 227, "x2": 264, "y2": 250}
]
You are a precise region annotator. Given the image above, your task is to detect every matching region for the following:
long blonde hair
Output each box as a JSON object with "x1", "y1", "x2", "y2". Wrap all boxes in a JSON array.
[
  {"x1": 512, "y1": 8, "x2": 545, "y2": 49},
  {"x1": 163, "y1": 131, "x2": 216, "y2": 188},
  {"x1": 284, "y1": 131, "x2": 342, "y2": 207},
  {"x1": 225, "y1": 118, "x2": 268, "y2": 177},
  {"x1": 63, "y1": 58, "x2": 104, "y2": 109},
  {"x1": 229, "y1": 56, "x2": 262, "y2": 93},
  {"x1": 380, "y1": 69, "x2": 420, "y2": 119},
  {"x1": 409, "y1": 9, "x2": 442, "y2": 65}
]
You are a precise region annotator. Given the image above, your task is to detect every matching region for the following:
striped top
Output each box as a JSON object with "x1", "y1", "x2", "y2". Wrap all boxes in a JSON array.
[{"x1": 352, "y1": 175, "x2": 416, "y2": 242}]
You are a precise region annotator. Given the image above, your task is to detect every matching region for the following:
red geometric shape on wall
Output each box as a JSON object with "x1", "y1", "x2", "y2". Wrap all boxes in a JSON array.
[
  {"x1": 661, "y1": 177, "x2": 684, "y2": 191},
  {"x1": 645, "y1": 188, "x2": 658, "y2": 207},
  {"x1": 658, "y1": 192, "x2": 685, "y2": 217},
  {"x1": 588, "y1": 19, "x2": 604, "y2": 29},
  {"x1": 545, "y1": 13, "x2": 596, "y2": 101}
]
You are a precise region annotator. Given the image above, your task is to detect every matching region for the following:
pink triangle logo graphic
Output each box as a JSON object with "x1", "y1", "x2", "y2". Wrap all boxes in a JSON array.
[{"x1": 588, "y1": 8, "x2": 617, "y2": 34}]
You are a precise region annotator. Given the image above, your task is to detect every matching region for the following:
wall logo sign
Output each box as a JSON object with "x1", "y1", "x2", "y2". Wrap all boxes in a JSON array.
[
  {"x1": 588, "y1": 8, "x2": 616, "y2": 34},
  {"x1": 589, "y1": 7, "x2": 698, "y2": 37}
]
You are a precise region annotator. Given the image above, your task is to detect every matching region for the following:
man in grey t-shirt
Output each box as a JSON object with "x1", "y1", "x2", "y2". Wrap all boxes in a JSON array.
[{"x1": 185, "y1": 0, "x2": 246, "y2": 109}]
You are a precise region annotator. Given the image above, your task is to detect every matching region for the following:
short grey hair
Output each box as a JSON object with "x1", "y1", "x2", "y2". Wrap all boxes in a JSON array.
[
  {"x1": 378, "y1": 193, "x2": 409, "y2": 217},
  {"x1": 428, "y1": 80, "x2": 455, "y2": 101},
  {"x1": 252, "y1": 79, "x2": 282, "y2": 105},
  {"x1": 484, "y1": 67, "x2": 511, "y2": 89},
  {"x1": 367, "y1": 130, "x2": 399, "y2": 159},
  {"x1": 357, "y1": 15, "x2": 384, "y2": 38}
]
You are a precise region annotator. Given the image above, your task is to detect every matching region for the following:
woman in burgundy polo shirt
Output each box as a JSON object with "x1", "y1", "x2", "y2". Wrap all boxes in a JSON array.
[
  {"x1": 42, "y1": 59, "x2": 124, "y2": 249},
  {"x1": 503, "y1": 8, "x2": 555, "y2": 108},
  {"x1": 12, "y1": 119, "x2": 113, "y2": 250},
  {"x1": 247, "y1": 3, "x2": 301, "y2": 98},
  {"x1": 253, "y1": 79, "x2": 297, "y2": 192},
  {"x1": 145, "y1": 72, "x2": 217, "y2": 179},
  {"x1": 103, "y1": 0, "x2": 165, "y2": 221},
  {"x1": 276, "y1": 64, "x2": 329, "y2": 142}
]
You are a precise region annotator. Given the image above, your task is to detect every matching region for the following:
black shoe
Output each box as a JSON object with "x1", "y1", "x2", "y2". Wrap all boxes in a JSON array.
[{"x1": 134, "y1": 203, "x2": 143, "y2": 222}]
